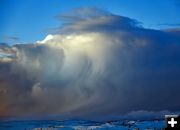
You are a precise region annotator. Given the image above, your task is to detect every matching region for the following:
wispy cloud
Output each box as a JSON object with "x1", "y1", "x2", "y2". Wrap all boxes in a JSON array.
[{"x1": 2, "y1": 35, "x2": 20, "y2": 42}]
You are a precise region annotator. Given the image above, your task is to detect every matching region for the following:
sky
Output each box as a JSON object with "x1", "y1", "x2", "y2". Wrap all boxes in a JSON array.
[
  {"x1": 0, "y1": 0, "x2": 180, "y2": 44},
  {"x1": 0, "y1": 0, "x2": 180, "y2": 120}
]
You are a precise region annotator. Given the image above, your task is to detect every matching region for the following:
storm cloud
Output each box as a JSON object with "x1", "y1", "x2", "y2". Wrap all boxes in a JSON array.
[{"x1": 0, "y1": 8, "x2": 180, "y2": 119}]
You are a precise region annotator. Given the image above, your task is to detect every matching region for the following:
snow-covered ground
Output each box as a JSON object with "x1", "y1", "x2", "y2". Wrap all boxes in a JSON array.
[{"x1": 0, "y1": 119, "x2": 165, "y2": 130}]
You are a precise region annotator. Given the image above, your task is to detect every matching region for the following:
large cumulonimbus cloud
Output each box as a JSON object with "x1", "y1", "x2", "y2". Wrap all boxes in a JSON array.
[{"x1": 0, "y1": 8, "x2": 180, "y2": 120}]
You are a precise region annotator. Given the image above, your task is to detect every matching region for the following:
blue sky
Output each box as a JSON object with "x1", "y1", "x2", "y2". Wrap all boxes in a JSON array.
[{"x1": 0, "y1": 0, "x2": 179, "y2": 44}]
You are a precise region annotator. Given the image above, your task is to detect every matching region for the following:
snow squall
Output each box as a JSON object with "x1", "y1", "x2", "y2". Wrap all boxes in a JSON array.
[{"x1": 0, "y1": 8, "x2": 180, "y2": 120}]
